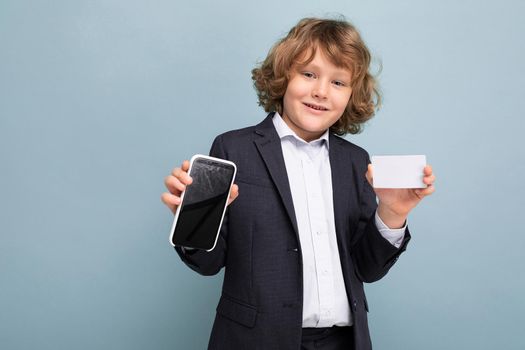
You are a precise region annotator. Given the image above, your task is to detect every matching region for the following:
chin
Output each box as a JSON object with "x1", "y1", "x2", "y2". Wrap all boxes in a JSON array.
[{"x1": 302, "y1": 123, "x2": 329, "y2": 133}]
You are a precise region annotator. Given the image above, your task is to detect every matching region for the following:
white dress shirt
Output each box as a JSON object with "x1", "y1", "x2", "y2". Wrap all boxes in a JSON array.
[{"x1": 272, "y1": 113, "x2": 406, "y2": 328}]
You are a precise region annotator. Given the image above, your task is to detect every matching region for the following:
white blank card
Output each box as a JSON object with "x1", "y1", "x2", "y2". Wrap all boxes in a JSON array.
[{"x1": 371, "y1": 155, "x2": 426, "y2": 188}]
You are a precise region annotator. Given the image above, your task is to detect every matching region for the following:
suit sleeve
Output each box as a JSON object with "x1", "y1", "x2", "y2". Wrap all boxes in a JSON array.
[
  {"x1": 173, "y1": 135, "x2": 229, "y2": 276},
  {"x1": 351, "y1": 154, "x2": 411, "y2": 283}
]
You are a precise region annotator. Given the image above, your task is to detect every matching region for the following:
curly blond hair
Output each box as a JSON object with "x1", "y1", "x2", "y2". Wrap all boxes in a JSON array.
[{"x1": 252, "y1": 17, "x2": 381, "y2": 135}]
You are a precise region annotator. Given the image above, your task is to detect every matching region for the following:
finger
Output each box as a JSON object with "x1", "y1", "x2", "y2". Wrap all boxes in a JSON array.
[
  {"x1": 227, "y1": 184, "x2": 239, "y2": 206},
  {"x1": 366, "y1": 164, "x2": 373, "y2": 186},
  {"x1": 415, "y1": 184, "x2": 435, "y2": 198},
  {"x1": 164, "y1": 175, "x2": 186, "y2": 194},
  {"x1": 172, "y1": 165, "x2": 193, "y2": 185},
  {"x1": 181, "y1": 160, "x2": 190, "y2": 172},
  {"x1": 424, "y1": 165, "x2": 433, "y2": 176},
  {"x1": 161, "y1": 192, "x2": 181, "y2": 213},
  {"x1": 423, "y1": 174, "x2": 436, "y2": 185}
]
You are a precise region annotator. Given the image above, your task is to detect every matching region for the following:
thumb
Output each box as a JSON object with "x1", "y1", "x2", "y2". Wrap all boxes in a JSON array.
[{"x1": 227, "y1": 184, "x2": 239, "y2": 206}]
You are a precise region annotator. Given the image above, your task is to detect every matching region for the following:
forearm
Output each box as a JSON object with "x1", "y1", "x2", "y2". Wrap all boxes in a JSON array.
[
  {"x1": 374, "y1": 211, "x2": 406, "y2": 248},
  {"x1": 175, "y1": 236, "x2": 226, "y2": 276}
]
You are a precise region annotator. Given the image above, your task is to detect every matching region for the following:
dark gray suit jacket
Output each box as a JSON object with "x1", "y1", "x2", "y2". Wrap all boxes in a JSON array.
[{"x1": 175, "y1": 113, "x2": 410, "y2": 350}]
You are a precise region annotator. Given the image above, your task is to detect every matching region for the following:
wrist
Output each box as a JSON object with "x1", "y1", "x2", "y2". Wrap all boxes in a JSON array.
[{"x1": 377, "y1": 204, "x2": 407, "y2": 229}]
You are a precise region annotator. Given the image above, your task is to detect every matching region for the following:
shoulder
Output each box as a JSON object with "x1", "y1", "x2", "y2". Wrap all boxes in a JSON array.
[
  {"x1": 217, "y1": 124, "x2": 257, "y2": 141},
  {"x1": 211, "y1": 114, "x2": 275, "y2": 149},
  {"x1": 211, "y1": 124, "x2": 258, "y2": 149},
  {"x1": 330, "y1": 134, "x2": 370, "y2": 161},
  {"x1": 208, "y1": 118, "x2": 267, "y2": 159}
]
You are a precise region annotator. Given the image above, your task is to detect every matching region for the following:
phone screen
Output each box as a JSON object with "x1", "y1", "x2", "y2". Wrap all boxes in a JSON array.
[{"x1": 171, "y1": 157, "x2": 235, "y2": 250}]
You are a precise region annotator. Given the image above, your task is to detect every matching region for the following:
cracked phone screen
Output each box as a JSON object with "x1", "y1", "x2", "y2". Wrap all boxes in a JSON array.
[{"x1": 172, "y1": 158, "x2": 235, "y2": 250}]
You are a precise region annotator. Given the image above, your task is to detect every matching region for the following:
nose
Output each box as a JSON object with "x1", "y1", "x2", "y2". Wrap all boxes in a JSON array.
[{"x1": 312, "y1": 79, "x2": 328, "y2": 99}]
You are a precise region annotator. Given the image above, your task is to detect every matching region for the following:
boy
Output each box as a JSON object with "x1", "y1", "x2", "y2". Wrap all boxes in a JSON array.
[{"x1": 162, "y1": 17, "x2": 435, "y2": 350}]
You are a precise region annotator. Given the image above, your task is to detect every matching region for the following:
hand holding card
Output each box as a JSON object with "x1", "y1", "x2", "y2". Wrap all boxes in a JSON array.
[{"x1": 366, "y1": 155, "x2": 435, "y2": 229}]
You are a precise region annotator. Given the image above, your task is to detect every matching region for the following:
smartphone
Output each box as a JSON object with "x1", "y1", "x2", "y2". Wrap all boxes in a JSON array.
[{"x1": 169, "y1": 154, "x2": 237, "y2": 251}]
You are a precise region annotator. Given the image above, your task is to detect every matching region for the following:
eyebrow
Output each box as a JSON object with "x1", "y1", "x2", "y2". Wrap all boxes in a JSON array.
[{"x1": 300, "y1": 63, "x2": 352, "y2": 81}]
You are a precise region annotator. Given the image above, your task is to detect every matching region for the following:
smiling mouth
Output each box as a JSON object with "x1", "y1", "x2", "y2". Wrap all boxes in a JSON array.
[{"x1": 303, "y1": 102, "x2": 329, "y2": 111}]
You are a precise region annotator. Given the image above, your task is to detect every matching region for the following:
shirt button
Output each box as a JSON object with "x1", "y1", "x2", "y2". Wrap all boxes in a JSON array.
[
  {"x1": 323, "y1": 269, "x2": 328, "y2": 275},
  {"x1": 316, "y1": 231, "x2": 323, "y2": 235}
]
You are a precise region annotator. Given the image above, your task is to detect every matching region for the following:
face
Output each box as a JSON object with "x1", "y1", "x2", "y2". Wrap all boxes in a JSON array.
[{"x1": 281, "y1": 49, "x2": 353, "y2": 142}]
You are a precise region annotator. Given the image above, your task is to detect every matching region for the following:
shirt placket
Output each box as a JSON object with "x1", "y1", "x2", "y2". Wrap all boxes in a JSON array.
[{"x1": 301, "y1": 145, "x2": 335, "y2": 327}]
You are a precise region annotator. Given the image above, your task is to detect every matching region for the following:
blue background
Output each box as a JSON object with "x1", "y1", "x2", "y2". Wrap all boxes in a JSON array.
[{"x1": 1, "y1": 1, "x2": 524, "y2": 349}]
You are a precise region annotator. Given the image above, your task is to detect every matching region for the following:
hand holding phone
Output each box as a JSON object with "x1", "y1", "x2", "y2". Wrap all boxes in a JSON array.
[
  {"x1": 164, "y1": 155, "x2": 237, "y2": 251},
  {"x1": 162, "y1": 159, "x2": 239, "y2": 215}
]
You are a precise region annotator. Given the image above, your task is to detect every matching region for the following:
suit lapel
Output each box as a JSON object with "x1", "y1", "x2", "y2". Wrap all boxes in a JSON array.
[
  {"x1": 252, "y1": 117, "x2": 358, "y2": 245},
  {"x1": 253, "y1": 114, "x2": 299, "y2": 237},
  {"x1": 329, "y1": 134, "x2": 355, "y2": 245}
]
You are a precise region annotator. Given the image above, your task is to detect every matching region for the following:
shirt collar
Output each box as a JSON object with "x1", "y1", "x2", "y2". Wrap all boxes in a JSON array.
[{"x1": 272, "y1": 112, "x2": 330, "y2": 149}]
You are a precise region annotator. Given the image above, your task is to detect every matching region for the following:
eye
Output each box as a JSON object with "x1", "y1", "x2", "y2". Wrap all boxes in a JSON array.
[
  {"x1": 333, "y1": 80, "x2": 347, "y2": 87},
  {"x1": 302, "y1": 71, "x2": 316, "y2": 79}
]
